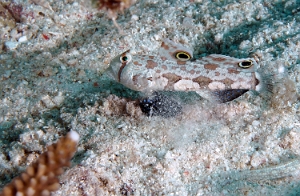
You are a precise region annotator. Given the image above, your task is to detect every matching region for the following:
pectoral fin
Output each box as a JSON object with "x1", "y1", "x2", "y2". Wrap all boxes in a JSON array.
[{"x1": 196, "y1": 89, "x2": 249, "y2": 103}]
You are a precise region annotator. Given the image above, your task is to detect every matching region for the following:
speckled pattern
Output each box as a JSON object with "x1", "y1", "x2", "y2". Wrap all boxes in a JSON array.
[
  {"x1": 0, "y1": 0, "x2": 300, "y2": 195},
  {"x1": 108, "y1": 39, "x2": 262, "y2": 101}
]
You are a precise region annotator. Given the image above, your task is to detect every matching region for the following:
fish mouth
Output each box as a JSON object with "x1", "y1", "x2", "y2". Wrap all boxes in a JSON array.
[
  {"x1": 255, "y1": 71, "x2": 269, "y2": 92},
  {"x1": 254, "y1": 72, "x2": 261, "y2": 91},
  {"x1": 255, "y1": 77, "x2": 260, "y2": 86}
]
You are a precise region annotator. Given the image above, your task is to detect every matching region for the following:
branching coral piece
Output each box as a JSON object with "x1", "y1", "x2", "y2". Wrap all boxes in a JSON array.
[
  {"x1": 0, "y1": 130, "x2": 80, "y2": 196},
  {"x1": 93, "y1": 0, "x2": 134, "y2": 13},
  {"x1": 92, "y1": 0, "x2": 136, "y2": 32}
]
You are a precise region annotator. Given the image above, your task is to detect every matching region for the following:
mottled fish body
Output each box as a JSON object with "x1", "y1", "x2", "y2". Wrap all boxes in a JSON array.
[{"x1": 107, "y1": 39, "x2": 267, "y2": 102}]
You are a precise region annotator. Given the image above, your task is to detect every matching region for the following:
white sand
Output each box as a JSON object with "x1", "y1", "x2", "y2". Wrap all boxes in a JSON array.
[{"x1": 0, "y1": 0, "x2": 300, "y2": 195}]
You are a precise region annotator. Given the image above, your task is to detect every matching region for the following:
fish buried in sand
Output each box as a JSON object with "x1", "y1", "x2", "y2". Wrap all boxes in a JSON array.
[{"x1": 107, "y1": 39, "x2": 271, "y2": 103}]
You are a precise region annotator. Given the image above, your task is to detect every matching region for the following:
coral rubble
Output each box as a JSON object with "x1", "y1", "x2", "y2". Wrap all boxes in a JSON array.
[{"x1": 0, "y1": 131, "x2": 79, "y2": 196}]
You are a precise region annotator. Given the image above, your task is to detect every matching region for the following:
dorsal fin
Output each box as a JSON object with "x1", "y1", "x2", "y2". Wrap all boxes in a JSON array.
[{"x1": 159, "y1": 39, "x2": 193, "y2": 61}]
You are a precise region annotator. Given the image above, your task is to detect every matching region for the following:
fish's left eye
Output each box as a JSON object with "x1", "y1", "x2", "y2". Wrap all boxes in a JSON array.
[
  {"x1": 238, "y1": 60, "x2": 253, "y2": 69},
  {"x1": 120, "y1": 54, "x2": 132, "y2": 63},
  {"x1": 175, "y1": 51, "x2": 191, "y2": 61}
]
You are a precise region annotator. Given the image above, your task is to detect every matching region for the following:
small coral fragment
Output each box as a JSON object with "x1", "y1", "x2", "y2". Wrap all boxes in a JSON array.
[
  {"x1": 271, "y1": 78, "x2": 299, "y2": 109},
  {"x1": 101, "y1": 94, "x2": 142, "y2": 117},
  {"x1": 0, "y1": 131, "x2": 80, "y2": 196},
  {"x1": 92, "y1": 0, "x2": 136, "y2": 32},
  {"x1": 31, "y1": 0, "x2": 54, "y2": 12},
  {"x1": 92, "y1": 0, "x2": 135, "y2": 15},
  {"x1": 0, "y1": 3, "x2": 16, "y2": 28},
  {"x1": 0, "y1": 2, "x2": 23, "y2": 25}
]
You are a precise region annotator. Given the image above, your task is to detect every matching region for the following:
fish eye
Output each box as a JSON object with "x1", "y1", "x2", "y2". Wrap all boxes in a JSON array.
[
  {"x1": 175, "y1": 51, "x2": 191, "y2": 61},
  {"x1": 238, "y1": 60, "x2": 253, "y2": 69},
  {"x1": 120, "y1": 54, "x2": 132, "y2": 63}
]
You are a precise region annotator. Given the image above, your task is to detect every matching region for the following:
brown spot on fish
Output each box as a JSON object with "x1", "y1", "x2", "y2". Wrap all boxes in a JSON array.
[
  {"x1": 156, "y1": 70, "x2": 161, "y2": 73},
  {"x1": 177, "y1": 61, "x2": 186, "y2": 65},
  {"x1": 224, "y1": 61, "x2": 235, "y2": 65},
  {"x1": 189, "y1": 70, "x2": 195, "y2": 74},
  {"x1": 133, "y1": 74, "x2": 140, "y2": 85},
  {"x1": 215, "y1": 72, "x2": 220, "y2": 76},
  {"x1": 180, "y1": 66, "x2": 186, "y2": 71},
  {"x1": 196, "y1": 71, "x2": 200, "y2": 74},
  {"x1": 162, "y1": 65, "x2": 168, "y2": 70},
  {"x1": 146, "y1": 60, "x2": 158, "y2": 69},
  {"x1": 147, "y1": 77, "x2": 153, "y2": 81},
  {"x1": 161, "y1": 42, "x2": 169, "y2": 50},
  {"x1": 219, "y1": 78, "x2": 234, "y2": 87},
  {"x1": 204, "y1": 64, "x2": 218, "y2": 70},
  {"x1": 163, "y1": 73, "x2": 182, "y2": 82},
  {"x1": 192, "y1": 76, "x2": 212, "y2": 87},
  {"x1": 149, "y1": 56, "x2": 155, "y2": 59},
  {"x1": 133, "y1": 61, "x2": 142, "y2": 66},
  {"x1": 227, "y1": 68, "x2": 240, "y2": 74},
  {"x1": 161, "y1": 56, "x2": 167, "y2": 61},
  {"x1": 162, "y1": 73, "x2": 182, "y2": 88},
  {"x1": 211, "y1": 57, "x2": 227, "y2": 62}
]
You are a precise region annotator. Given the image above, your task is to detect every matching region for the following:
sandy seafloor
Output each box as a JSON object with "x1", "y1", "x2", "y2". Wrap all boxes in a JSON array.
[{"x1": 1, "y1": 0, "x2": 300, "y2": 195}]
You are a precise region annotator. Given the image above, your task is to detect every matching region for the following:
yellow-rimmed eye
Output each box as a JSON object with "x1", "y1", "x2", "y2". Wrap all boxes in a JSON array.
[
  {"x1": 238, "y1": 60, "x2": 253, "y2": 69},
  {"x1": 175, "y1": 51, "x2": 191, "y2": 61},
  {"x1": 120, "y1": 53, "x2": 132, "y2": 63}
]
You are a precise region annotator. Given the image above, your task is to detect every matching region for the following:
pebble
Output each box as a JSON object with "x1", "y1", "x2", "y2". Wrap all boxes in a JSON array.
[
  {"x1": 18, "y1": 36, "x2": 28, "y2": 43},
  {"x1": 131, "y1": 15, "x2": 139, "y2": 21},
  {"x1": 5, "y1": 41, "x2": 18, "y2": 50}
]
